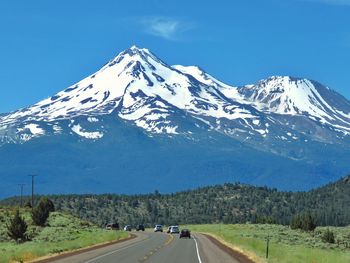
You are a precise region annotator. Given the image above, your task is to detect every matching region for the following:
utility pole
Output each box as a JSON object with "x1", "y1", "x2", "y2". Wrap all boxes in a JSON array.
[
  {"x1": 28, "y1": 175, "x2": 37, "y2": 209},
  {"x1": 18, "y1": 184, "x2": 25, "y2": 207}
]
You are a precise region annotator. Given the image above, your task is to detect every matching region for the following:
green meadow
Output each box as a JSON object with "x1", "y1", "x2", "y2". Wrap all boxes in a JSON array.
[
  {"x1": 188, "y1": 224, "x2": 350, "y2": 263},
  {"x1": 0, "y1": 208, "x2": 128, "y2": 263}
]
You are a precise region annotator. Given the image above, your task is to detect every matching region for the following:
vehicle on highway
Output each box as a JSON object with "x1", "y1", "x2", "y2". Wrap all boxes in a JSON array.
[
  {"x1": 105, "y1": 222, "x2": 119, "y2": 230},
  {"x1": 179, "y1": 229, "x2": 191, "y2": 238},
  {"x1": 123, "y1": 225, "x2": 132, "y2": 231},
  {"x1": 170, "y1": 225, "x2": 180, "y2": 234},
  {"x1": 136, "y1": 224, "x2": 145, "y2": 231},
  {"x1": 154, "y1": 224, "x2": 163, "y2": 232}
]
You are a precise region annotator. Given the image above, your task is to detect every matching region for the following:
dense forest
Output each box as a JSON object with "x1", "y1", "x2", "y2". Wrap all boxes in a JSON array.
[{"x1": 1, "y1": 176, "x2": 349, "y2": 227}]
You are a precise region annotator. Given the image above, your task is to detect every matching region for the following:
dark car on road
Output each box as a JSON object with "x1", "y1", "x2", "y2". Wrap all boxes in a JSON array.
[
  {"x1": 179, "y1": 229, "x2": 191, "y2": 238},
  {"x1": 105, "y1": 223, "x2": 119, "y2": 230},
  {"x1": 136, "y1": 224, "x2": 145, "y2": 231}
]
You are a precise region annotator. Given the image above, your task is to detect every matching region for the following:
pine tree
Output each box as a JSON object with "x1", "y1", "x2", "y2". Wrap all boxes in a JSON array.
[
  {"x1": 31, "y1": 198, "x2": 55, "y2": 226},
  {"x1": 301, "y1": 212, "x2": 316, "y2": 231},
  {"x1": 290, "y1": 214, "x2": 302, "y2": 230},
  {"x1": 40, "y1": 197, "x2": 55, "y2": 213},
  {"x1": 290, "y1": 212, "x2": 316, "y2": 231},
  {"x1": 7, "y1": 210, "x2": 28, "y2": 243}
]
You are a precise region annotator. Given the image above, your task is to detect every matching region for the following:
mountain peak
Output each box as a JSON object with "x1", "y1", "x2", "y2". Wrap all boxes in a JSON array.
[
  {"x1": 127, "y1": 45, "x2": 151, "y2": 55},
  {"x1": 2, "y1": 47, "x2": 350, "y2": 196},
  {"x1": 1, "y1": 47, "x2": 350, "y2": 143},
  {"x1": 105, "y1": 45, "x2": 166, "y2": 72}
]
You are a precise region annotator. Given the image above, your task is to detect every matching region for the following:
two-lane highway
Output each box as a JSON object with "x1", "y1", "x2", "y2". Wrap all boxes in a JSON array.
[{"x1": 44, "y1": 231, "x2": 250, "y2": 263}]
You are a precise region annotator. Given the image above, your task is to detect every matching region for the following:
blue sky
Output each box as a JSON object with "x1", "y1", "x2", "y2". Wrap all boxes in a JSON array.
[{"x1": 0, "y1": 0, "x2": 349, "y2": 113}]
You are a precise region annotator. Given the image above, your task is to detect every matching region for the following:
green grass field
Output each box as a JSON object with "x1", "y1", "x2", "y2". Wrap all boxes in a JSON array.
[
  {"x1": 0, "y1": 208, "x2": 129, "y2": 263},
  {"x1": 187, "y1": 224, "x2": 350, "y2": 263}
]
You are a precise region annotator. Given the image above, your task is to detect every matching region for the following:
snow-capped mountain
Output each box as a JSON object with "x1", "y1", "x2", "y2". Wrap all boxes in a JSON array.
[
  {"x1": 0, "y1": 46, "x2": 260, "y2": 139},
  {"x1": 236, "y1": 76, "x2": 350, "y2": 132},
  {"x1": 0, "y1": 45, "x2": 349, "y2": 197},
  {"x1": 2, "y1": 46, "x2": 350, "y2": 143}
]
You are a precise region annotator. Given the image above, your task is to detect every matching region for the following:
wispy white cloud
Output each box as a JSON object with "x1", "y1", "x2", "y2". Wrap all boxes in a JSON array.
[
  {"x1": 300, "y1": 0, "x2": 350, "y2": 6},
  {"x1": 138, "y1": 16, "x2": 195, "y2": 41}
]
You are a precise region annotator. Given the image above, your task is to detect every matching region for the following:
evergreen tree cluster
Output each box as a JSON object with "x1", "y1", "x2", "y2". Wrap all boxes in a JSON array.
[
  {"x1": 6, "y1": 198, "x2": 55, "y2": 243},
  {"x1": 290, "y1": 212, "x2": 316, "y2": 231},
  {"x1": 1, "y1": 176, "x2": 349, "y2": 228}
]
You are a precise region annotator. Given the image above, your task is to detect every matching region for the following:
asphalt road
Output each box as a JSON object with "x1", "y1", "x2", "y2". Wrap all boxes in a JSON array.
[{"x1": 47, "y1": 231, "x2": 244, "y2": 263}]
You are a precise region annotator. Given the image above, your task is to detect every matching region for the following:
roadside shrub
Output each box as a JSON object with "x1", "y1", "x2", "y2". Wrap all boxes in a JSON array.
[
  {"x1": 7, "y1": 210, "x2": 28, "y2": 243},
  {"x1": 322, "y1": 228, "x2": 335, "y2": 243}
]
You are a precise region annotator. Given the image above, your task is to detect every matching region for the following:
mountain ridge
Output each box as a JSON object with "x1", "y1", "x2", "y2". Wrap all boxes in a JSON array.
[
  {"x1": 2, "y1": 46, "x2": 350, "y2": 137},
  {"x1": 0, "y1": 45, "x2": 349, "y2": 196}
]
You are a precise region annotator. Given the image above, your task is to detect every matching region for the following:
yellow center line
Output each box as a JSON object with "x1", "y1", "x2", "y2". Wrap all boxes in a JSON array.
[
  {"x1": 164, "y1": 234, "x2": 174, "y2": 246},
  {"x1": 139, "y1": 234, "x2": 175, "y2": 262}
]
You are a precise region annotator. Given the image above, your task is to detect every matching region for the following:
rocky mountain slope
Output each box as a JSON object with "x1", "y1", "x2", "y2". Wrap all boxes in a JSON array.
[{"x1": 0, "y1": 46, "x2": 349, "y2": 197}]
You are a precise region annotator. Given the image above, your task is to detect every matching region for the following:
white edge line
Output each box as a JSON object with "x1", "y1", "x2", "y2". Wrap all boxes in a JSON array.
[{"x1": 194, "y1": 236, "x2": 203, "y2": 263}]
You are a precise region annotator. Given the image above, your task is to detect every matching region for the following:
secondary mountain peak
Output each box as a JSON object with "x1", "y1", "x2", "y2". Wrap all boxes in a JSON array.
[
  {"x1": 1, "y1": 46, "x2": 350, "y2": 195},
  {"x1": 1, "y1": 46, "x2": 350, "y2": 141},
  {"x1": 236, "y1": 75, "x2": 350, "y2": 130}
]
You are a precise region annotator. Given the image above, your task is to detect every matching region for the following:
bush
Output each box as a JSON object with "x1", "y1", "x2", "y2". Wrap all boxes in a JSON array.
[
  {"x1": 31, "y1": 198, "x2": 55, "y2": 226},
  {"x1": 7, "y1": 210, "x2": 28, "y2": 243},
  {"x1": 322, "y1": 228, "x2": 335, "y2": 243},
  {"x1": 290, "y1": 212, "x2": 316, "y2": 231}
]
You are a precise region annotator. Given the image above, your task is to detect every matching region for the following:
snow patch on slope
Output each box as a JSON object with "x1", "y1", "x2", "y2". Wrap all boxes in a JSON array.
[
  {"x1": 71, "y1": 124, "x2": 103, "y2": 139},
  {"x1": 23, "y1": 124, "x2": 45, "y2": 135}
]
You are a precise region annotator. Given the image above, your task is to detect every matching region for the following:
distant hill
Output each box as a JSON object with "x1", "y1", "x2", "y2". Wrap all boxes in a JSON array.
[{"x1": 1, "y1": 175, "x2": 349, "y2": 227}]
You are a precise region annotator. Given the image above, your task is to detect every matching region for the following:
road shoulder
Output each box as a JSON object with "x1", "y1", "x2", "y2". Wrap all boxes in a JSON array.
[
  {"x1": 196, "y1": 233, "x2": 263, "y2": 263},
  {"x1": 30, "y1": 233, "x2": 137, "y2": 263}
]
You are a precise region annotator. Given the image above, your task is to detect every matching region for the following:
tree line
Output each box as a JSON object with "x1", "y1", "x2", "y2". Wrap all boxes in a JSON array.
[{"x1": 1, "y1": 176, "x2": 349, "y2": 229}]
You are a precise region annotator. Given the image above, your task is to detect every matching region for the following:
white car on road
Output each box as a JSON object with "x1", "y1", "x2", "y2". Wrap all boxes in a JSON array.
[
  {"x1": 170, "y1": 225, "x2": 180, "y2": 234},
  {"x1": 154, "y1": 224, "x2": 163, "y2": 232}
]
